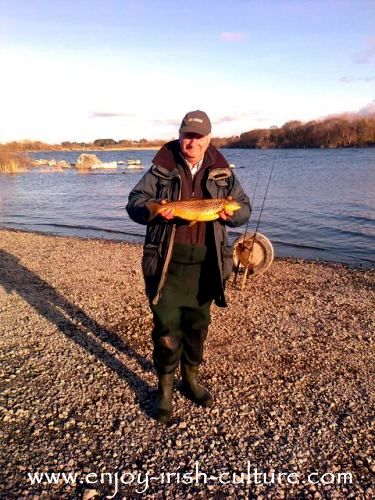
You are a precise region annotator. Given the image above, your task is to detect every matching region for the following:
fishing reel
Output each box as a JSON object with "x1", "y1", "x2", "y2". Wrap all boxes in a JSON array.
[{"x1": 232, "y1": 232, "x2": 274, "y2": 289}]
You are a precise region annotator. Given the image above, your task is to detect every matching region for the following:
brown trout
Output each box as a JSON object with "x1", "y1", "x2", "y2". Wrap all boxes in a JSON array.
[{"x1": 146, "y1": 198, "x2": 241, "y2": 225}]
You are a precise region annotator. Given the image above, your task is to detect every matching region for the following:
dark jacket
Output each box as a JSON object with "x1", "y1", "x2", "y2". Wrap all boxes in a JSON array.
[{"x1": 126, "y1": 140, "x2": 251, "y2": 307}]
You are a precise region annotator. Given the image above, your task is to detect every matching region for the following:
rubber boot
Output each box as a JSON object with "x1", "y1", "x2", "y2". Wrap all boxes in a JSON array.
[
  {"x1": 153, "y1": 372, "x2": 174, "y2": 423},
  {"x1": 181, "y1": 362, "x2": 213, "y2": 408}
]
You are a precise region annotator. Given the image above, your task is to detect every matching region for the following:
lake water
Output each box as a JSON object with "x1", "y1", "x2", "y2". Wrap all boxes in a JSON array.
[{"x1": 0, "y1": 148, "x2": 374, "y2": 267}]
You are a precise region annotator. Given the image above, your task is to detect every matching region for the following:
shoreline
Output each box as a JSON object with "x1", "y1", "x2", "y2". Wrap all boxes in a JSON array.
[
  {"x1": 0, "y1": 229, "x2": 373, "y2": 497},
  {"x1": 24, "y1": 146, "x2": 160, "y2": 153},
  {"x1": 1, "y1": 226, "x2": 372, "y2": 270},
  {"x1": 3, "y1": 144, "x2": 375, "y2": 154}
]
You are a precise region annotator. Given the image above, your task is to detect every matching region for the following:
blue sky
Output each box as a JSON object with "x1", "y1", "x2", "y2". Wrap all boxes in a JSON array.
[{"x1": 1, "y1": 0, "x2": 374, "y2": 142}]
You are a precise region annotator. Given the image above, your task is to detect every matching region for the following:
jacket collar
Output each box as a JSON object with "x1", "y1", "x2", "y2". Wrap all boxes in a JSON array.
[{"x1": 152, "y1": 140, "x2": 230, "y2": 173}]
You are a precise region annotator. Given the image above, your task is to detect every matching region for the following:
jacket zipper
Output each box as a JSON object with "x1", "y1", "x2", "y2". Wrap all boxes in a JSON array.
[
  {"x1": 152, "y1": 174, "x2": 182, "y2": 305},
  {"x1": 207, "y1": 179, "x2": 227, "y2": 306}
]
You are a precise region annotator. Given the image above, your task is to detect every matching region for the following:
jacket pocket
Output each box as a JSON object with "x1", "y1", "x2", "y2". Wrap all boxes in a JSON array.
[
  {"x1": 142, "y1": 243, "x2": 160, "y2": 279},
  {"x1": 157, "y1": 180, "x2": 170, "y2": 200},
  {"x1": 215, "y1": 179, "x2": 229, "y2": 198},
  {"x1": 222, "y1": 244, "x2": 234, "y2": 281},
  {"x1": 215, "y1": 179, "x2": 229, "y2": 187}
]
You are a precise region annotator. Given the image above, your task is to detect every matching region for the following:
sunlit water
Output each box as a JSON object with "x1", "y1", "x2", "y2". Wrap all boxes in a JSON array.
[{"x1": 0, "y1": 148, "x2": 374, "y2": 267}]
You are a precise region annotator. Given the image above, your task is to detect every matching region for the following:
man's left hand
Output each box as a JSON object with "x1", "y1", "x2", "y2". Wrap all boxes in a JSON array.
[
  {"x1": 219, "y1": 209, "x2": 233, "y2": 220},
  {"x1": 219, "y1": 196, "x2": 234, "y2": 220}
]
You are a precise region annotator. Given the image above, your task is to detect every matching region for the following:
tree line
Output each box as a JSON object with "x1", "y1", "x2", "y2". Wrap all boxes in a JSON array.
[
  {"x1": 212, "y1": 116, "x2": 375, "y2": 149},
  {"x1": 0, "y1": 138, "x2": 166, "y2": 151},
  {"x1": 1, "y1": 116, "x2": 374, "y2": 151}
]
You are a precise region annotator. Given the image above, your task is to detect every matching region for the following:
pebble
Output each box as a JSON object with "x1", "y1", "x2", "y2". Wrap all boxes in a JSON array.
[{"x1": 82, "y1": 490, "x2": 99, "y2": 500}]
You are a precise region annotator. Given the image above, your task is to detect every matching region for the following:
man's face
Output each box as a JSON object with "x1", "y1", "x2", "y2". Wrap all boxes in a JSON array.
[{"x1": 179, "y1": 132, "x2": 211, "y2": 164}]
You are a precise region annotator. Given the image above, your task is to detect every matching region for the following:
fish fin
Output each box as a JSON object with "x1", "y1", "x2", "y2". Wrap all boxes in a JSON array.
[{"x1": 188, "y1": 220, "x2": 198, "y2": 227}]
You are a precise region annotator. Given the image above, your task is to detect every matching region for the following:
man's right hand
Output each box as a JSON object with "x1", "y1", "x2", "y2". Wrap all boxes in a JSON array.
[{"x1": 159, "y1": 199, "x2": 174, "y2": 220}]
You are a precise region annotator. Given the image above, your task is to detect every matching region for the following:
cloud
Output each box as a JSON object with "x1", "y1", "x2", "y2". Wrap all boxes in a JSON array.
[
  {"x1": 339, "y1": 76, "x2": 375, "y2": 83},
  {"x1": 214, "y1": 111, "x2": 259, "y2": 124},
  {"x1": 152, "y1": 119, "x2": 180, "y2": 127},
  {"x1": 89, "y1": 112, "x2": 135, "y2": 118},
  {"x1": 219, "y1": 32, "x2": 247, "y2": 42},
  {"x1": 320, "y1": 101, "x2": 375, "y2": 121},
  {"x1": 353, "y1": 36, "x2": 375, "y2": 64},
  {"x1": 150, "y1": 113, "x2": 262, "y2": 134},
  {"x1": 358, "y1": 100, "x2": 375, "y2": 116}
]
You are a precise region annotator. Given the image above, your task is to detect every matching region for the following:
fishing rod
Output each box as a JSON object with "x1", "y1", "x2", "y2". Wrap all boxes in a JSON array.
[
  {"x1": 234, "y1": 149, "x2": 278, "y2": 290},
  {"x1": 233, "y1": 169, "x2": 260, "y2": 285}
]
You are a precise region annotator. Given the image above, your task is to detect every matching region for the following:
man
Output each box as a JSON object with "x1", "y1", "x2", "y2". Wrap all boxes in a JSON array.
[{"x1": 126, "y1": 110, "x2": 251, "y2": 423}]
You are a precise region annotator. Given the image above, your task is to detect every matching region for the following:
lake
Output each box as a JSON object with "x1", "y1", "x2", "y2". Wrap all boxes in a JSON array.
[{"x1": 0, "y1": 148, "x2": 374, "y2": 267}]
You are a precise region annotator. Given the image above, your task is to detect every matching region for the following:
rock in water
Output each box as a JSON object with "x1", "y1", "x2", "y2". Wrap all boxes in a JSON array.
[{"x1": 76, "y1": 153, "x2": 102, "y2": 169}]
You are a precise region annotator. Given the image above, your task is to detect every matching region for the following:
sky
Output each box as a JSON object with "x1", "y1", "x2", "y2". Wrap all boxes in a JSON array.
[{"x1": 0, "y1": 0, "x2": 374, "y2": 143}]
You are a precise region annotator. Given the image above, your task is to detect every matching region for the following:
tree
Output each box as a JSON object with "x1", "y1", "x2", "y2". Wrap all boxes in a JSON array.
[{"x1": 93, "y1": 138, "x2": 117, "y2": 147}]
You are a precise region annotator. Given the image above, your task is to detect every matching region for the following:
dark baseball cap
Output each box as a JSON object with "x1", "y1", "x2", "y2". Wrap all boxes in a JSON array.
[{"x1": 179, "y1": 110, "x2": 212, "y2": 136}]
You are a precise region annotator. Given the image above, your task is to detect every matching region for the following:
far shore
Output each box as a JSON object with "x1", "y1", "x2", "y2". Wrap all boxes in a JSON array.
[
  {"x1": 25, "y1": 146, "x2": 160, "y2": 153},
  {"x1": 1, "y1": 112, "x2": 374, "y2": 152},
  {"x1": 12, "y1": 144, "x2": 375, "y2": 155}
]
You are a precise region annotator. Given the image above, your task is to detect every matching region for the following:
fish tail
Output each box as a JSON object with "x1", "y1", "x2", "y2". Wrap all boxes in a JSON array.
[{"x1": 146, "y1": 200, "x2": 162, "y2": 221}]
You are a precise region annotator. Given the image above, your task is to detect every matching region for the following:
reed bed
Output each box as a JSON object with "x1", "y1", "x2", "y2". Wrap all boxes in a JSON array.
[{"x1": 0, "y1": 151, "x2": 30, "y2": 173}]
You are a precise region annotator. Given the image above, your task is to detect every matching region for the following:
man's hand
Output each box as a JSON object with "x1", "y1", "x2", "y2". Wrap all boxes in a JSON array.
[
  {"x1": 219, "y1": 195, "x2": 234, "y2": 221},
  {"x1": 159, "y1": 199, "x2": 174, "y2": 220}
]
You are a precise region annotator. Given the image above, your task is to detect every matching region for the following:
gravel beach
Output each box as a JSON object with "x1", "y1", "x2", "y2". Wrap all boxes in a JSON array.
[{"x1": 0, "y1": 229, "x2": 374, "y2": 499}]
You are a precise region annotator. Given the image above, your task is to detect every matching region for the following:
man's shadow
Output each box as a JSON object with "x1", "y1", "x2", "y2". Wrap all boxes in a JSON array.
[{"x1": 0, "y1": 249, "x2": 155, "y2": 417}]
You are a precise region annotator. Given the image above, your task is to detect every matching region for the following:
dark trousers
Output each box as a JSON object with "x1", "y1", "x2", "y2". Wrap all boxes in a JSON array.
[{"x1": 151, "y1": 244, "x2": 213, "y2": 374}]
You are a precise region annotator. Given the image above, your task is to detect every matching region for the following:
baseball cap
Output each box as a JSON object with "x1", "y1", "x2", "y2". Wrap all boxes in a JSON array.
[{"x1": 179, "y1": 110, "x2": 212, "y2": 136}]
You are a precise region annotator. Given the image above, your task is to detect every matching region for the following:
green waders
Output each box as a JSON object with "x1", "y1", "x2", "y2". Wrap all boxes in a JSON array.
[{"x1": 151, "y1": 243, "x2": 214, "y2": 421}]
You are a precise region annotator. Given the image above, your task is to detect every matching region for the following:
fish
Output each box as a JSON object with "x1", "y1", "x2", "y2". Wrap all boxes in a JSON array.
[{"x1": 146, "y1": 198, "x2": 241, "y2": 225}]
